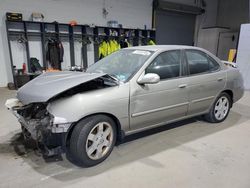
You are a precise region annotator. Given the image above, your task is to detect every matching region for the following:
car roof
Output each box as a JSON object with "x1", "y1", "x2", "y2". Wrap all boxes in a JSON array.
[
  {"x1": 125, "y1": 45, "x2": 203, "y2": 52},
  {"x1": 125, "y1": 45, "x2": 224, "y2": 66}
]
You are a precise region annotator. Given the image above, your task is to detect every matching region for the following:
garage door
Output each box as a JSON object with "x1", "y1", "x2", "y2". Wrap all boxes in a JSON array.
[{"x1": 155, "y1": 10, "x2": 196, "y2": 45}]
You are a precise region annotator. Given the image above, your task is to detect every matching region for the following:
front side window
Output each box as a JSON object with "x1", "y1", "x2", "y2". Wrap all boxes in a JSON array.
[
  {"x1": 186, "y1": 50, "x2": 220, "y2": 75},
  {"x1": 145, "y1": 50, "x2": 181, "y2": 80}
]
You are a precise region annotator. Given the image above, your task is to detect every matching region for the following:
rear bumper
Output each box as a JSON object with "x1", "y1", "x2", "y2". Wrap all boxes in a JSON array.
[
  {"x1": 234, "y1": 86, "x2": 244, "y2": 103},
  {"x1": 233, "y1": 74, "x2": 244, "y2": 103}
]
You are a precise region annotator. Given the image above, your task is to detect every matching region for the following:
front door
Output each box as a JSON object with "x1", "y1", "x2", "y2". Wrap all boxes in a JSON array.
[{"x1": 129, "y1": 50, "x2": 189, "y2": 131}]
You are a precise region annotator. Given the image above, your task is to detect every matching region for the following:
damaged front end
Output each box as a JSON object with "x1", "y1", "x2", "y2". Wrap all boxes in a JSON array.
[
  {"x1": 5, "y1": 72, "x2": 119, "y2": 156},
  {"x1": 5, "y1": 99, "x2": 67, "y2": 156}
]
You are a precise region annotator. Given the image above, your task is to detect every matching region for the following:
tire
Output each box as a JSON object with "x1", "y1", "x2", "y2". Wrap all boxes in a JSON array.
[
  {"x1": 69, "y1": 115, "x2": 117, "y2": 167},
  {"x1": 204, "y1": 92, "x2": 232, "y2": 123}
]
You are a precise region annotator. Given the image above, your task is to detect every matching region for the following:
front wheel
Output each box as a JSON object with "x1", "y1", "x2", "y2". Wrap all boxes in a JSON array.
[
  {"x1": 204, "y1": 92, "x2": 232, "y2": 123},
  {"x1": 69, "y1": 115, "x2": 117, "y2": 167}
]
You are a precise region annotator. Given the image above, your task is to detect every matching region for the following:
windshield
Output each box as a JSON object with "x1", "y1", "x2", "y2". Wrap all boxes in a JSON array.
[{"x1": 86, "y1": 49, "x2": 153, "y2": 82}]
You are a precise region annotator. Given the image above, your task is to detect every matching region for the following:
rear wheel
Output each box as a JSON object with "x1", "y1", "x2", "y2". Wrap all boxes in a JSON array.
[
  {"x1": 69, "y1": 115, "x2": 117, "y2": 167},
  {"x1": 204, "y1": 92, "x2": 232, "y2": 123}
]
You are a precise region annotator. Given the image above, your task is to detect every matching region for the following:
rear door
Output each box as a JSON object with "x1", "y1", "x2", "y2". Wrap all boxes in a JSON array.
[{"x1": 184, "y1": 50, "x2": 226, "y2": 115}]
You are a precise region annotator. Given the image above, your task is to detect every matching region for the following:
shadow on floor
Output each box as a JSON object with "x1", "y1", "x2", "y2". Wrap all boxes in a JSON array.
[{"x1": 0, "y1": 103, "x2": 249, "y2": 182}]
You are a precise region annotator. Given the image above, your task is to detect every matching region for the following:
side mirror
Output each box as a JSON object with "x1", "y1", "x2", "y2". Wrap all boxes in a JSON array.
[{"x1": 137, "y1": 73, "x2": 160, "y2": 85}]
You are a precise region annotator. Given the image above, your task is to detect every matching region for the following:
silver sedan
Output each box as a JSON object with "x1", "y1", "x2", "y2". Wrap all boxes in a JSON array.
[{"x1": 6, "y1": 45, "x2": 244, "y2": 167}]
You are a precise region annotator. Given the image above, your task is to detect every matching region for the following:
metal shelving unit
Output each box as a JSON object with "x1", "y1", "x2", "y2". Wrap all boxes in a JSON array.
[
  {"x1": 6, "y1": 20, "x2": 92, "y2": 71},
  {"x1": 6, "y1": 20, "x2": 156, "y2": 88}
]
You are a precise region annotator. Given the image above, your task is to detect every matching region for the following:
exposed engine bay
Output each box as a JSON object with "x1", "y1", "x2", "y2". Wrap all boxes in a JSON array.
[
  {"x1": 49, "y1": 75, "x2": 118, "y2": 101},
  {"x1": 14, "y1": 103, "x2": 51, "y2": 140}
]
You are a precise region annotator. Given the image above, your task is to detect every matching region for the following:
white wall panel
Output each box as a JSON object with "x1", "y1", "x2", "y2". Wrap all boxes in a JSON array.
[
  {"x1": 60, "y1": 42, "x2": 71, "y2": 70},
  {"x1": 10, "y1": 41, "x2": 27, "y2": 69},
  {"x1": 28, "y1": 41, "x2": 43, "y2": 66},
  {"x1": 236, "y1": 24, "x2": 250, "y2": 90},
  {"x1": 74, "y1": 41, "x2": 83, "y2": 67}
]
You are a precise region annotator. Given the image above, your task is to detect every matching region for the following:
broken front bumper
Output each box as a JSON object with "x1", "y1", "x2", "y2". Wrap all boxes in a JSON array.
[
  {"x1": 5, "y1": 98, "x2": 73, "y2": 137},
  {"x1": 6, "y1": 98, "x2": 51, "y2": 140},
  {"x1": 5, "y1": 99, "x2": 74, "y2": 155}
]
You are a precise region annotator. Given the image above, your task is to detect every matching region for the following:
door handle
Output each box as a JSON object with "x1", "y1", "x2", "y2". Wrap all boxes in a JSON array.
[
  {"x1": 178, "y1": 84, "x2": 187, "y2": 88},
  {"x1": 217, "y1": 78, "x2": 224, "y2": 82}
]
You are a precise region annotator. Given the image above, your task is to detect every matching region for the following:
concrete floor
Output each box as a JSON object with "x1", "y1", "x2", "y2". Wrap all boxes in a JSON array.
[{"x1": 0, "y1": 88, "x2": 250, "y2": 188}]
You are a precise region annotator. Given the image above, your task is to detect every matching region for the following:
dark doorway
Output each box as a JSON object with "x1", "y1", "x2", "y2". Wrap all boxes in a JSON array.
[{"x1": 155, "y1": 10, "x2": 196, "y2": 45}]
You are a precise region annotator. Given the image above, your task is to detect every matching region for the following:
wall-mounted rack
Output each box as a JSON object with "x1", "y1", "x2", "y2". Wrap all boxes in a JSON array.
[{"x1": 6, "y1": 20, "x2": 156, "y2": 88}]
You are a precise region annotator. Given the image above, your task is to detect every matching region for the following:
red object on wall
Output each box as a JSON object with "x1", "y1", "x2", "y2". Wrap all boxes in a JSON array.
[
  {"x1": 69, "y1": 20, "x2": 77, "y2": 26},
  {"x1": 22, "y1": 63, "x2": 27, "y2": 74}
]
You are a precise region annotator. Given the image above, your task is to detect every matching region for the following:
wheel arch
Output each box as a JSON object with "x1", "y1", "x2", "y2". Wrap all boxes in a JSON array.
[
  {"x1": 65, "y1": 112, "x2": 124, "y2": 148},
  {"x1": 222, "y1": 89, "x2": 233, "y2": 106}
]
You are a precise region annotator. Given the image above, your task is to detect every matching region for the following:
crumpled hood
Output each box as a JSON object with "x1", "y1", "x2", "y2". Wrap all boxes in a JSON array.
[{"x1": 17, "y1": 71, "x2": 106, "y2": 105}]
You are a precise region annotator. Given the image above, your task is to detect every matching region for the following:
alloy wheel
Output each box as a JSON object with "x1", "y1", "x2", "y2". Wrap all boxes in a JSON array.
[
  {"x1": 85, "y1": 122, "x2": 114, "y2": 160},
  {"x1": 214, "y1": 96, "x2": 229, "y2": 121}
]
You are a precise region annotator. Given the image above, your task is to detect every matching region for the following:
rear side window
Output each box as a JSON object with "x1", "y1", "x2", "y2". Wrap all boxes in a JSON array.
[
  {"x1": 145, "y1": 50, "x2": 181, "y2": 80},
  {"x1": 208, "y1": 56, "x2": 220, "y2": 71},
  {"x1": 186, "y1": 50, "x2": 220, "y2": 75}
]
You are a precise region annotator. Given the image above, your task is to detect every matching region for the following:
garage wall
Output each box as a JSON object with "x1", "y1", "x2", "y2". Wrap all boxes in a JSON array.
[
  {"x1": 158, "y1": 0, "x2": 219, "y2": 47},
  {"x1": 0, "y1": 0, "x2": 152, "y2": 87},
  {"x1": 0, "y1": 0, "x2": 221, "y2": 87},
  {"x1": 162, "y1": 0, "x2": 219, "y2": 28},
  {"x1": 197, "y1": 0, "x2": 250, "y2": 57},
  {"x1": 217, "y1": 0, "x2": 249, "y2": 31}
]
